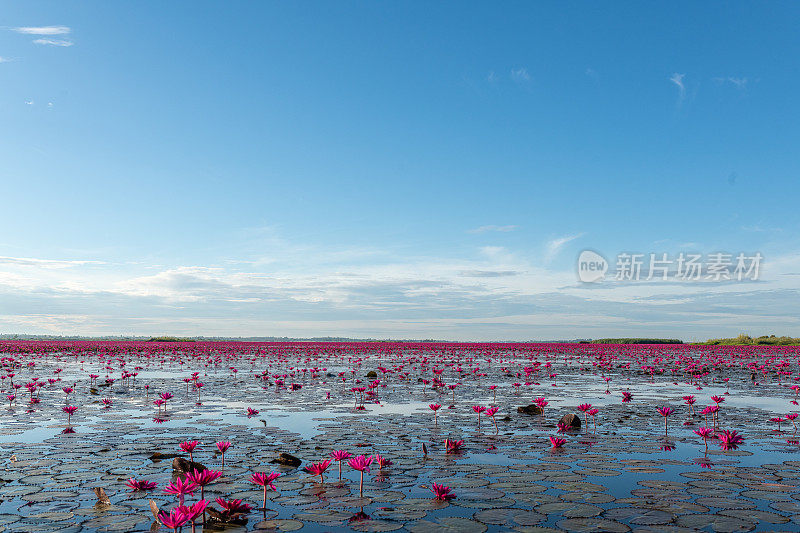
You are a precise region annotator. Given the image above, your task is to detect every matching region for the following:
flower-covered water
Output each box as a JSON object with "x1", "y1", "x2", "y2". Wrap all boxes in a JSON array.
[{"x1": 0, "y1": 340, "x2": 799, "y2": 532}]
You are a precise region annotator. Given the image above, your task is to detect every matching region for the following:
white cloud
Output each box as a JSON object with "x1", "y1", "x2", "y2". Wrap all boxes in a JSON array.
[
  {"x1": 33, "y1": 38, "x2": 73, "y2": 47},
  {"x1": 510, "y1": 67, "x2": 531, "y2": 83},
  {"x1": 714, "y1": 76, "x2": 748, "y2": 89},
  {"x1": 545, "y1": 233, "x2": 585, "y2": 262},
  {"x1": 468, "y1": 225, "x2": 517, "y2": 234},
  {"x1": 670, "y1": 73, "x2": 685, "y2": 101},
  {"x1": 0, "y1": 256, "x2": 105, "y2": 269},
  {"x1": 0, "y1": 242, "x2": 798, "y2": 340},
  {"x1": 13, "y1": 26, "x2": 70, "y2": 35},
  {"x1": 0, "y1": 57, "x2": 10, "y2": 63}
]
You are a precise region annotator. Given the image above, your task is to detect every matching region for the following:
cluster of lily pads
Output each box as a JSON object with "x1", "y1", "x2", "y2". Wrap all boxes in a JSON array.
[{"x1": 0, "y1": 340, "x2": 798, "y2": 531}]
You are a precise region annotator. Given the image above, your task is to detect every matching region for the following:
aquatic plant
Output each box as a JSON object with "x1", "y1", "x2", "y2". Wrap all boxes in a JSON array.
[
  {"x1": 429, "y1": 403, "x2": 441, "y2": 426},
  {"x1": 179, "y1": 440, "x2": 200, "y2": 463},
  {"x1": 429, "y1": 482, "x2": 455, "y2": 500},
  {"x1": 330, "y1": 449, "x2": 352, "y2": 480},
  {"x1": 216, "y1": 441, "x2": 231, "y2": 469},
  {"x1": 348, "y1": 455, "x2": 372, "y2": 497},
  {"x1": 657, "y1": 406, "x2": 674, "y2": 435},
  {"x1": 249, "y1": 472, "x2": 280, "y2": 510},
  {"x1": 304, "y1": 459, "x2": 332, "y2": 483}
]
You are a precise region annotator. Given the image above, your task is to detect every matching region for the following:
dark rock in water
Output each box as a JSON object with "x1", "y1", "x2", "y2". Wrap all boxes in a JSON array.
[
  {"x1": 270, "y1": 452, "x2": 301, "y2": 467},
  {"x1": 501, "y1": 415, "x2": 512, "y2": 421},
  {"x1": 172, "y1": 457, "x2": 206, "y2": 474},
  {"x1": 559, "y1": 413, "x2": 581, "y2": 429},
  {"x1": 149, "y1": 452, "x2": 179, "y2": 462},
  {"x1": 326, "y1": 373, "x2": 334, "y2": 377},
  {"x1": 366, "y1": 371, "x2": 378, "y2": 379},
  {"x1": 89, "y1": 388, "x2": 99, "y2": 395},
  {"x1": 517, "y1": 405, "x2": 544, "y2": 415}
]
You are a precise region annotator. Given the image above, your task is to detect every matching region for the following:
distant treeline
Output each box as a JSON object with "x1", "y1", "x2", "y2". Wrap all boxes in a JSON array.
[
  {"x1": 589, "y1": 338, "x2": 684, "y2": 344},
  {"x1": 147, "y1": 337, "x2": 196, "y2": 342},
  {"x1": 695, "y1": 334, "x2": 800, "y2": 346}
]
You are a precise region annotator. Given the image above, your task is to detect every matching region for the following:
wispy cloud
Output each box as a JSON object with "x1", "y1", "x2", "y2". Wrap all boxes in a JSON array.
[
  {"x1": 468, "y1": 225, "x2": 517, "y2": 234},
  {"x1": 33, "y1": 38, "x2": 73, "y2": 47},
  {"x1": 714, "y1": 76, "x2": 748, "y2": 90},
  {"x1": 510, "y1": 67, "x2": 531, "y2": 83},
  {"x1": 0, "y1": 256, "x2": 105, "y2": 269},
  {"x1": 13, "y1": 26, "x2": 70, "y2": 35},
  {"x1": 545, "y1": 233, "x2": 585, "y2": 262},
  {"x1": 459, "y1": 270, "x2": 521, "y2": 278},
  {"x1": 0, "y1": 244, "x2": 799, "y2": 340},
  {"x1": 669, "y1": 72, "x2": 686, "y2": 102},
  {"x1": 0, "y1": 57, "x2": 11, "y2": 63}
]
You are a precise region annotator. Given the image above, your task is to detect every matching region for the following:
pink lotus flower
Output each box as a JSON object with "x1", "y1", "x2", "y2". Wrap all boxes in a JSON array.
[
  {"x1": 62, "y1": 405, "x2": 77, "y2": 424},
  {"x1": 549, "y1": 436, "x2": 567, "y2": 449},
  {"x1": 214, "y1": 497, "x2": 251, "y2": 520},
  {"x1": 694, "y1": 426, "x2": 714, "y2": 451},
  {"x1": 247, "y1": 407, "x2": 259, "y2": 416},
  {"x1": 160, "y1": 392, "x2": 173, "y2": 410},
  {"x1": 787, "y1": 413, "x2": 799, "y2": 433},
  {"x1": 485, "y1": 405, "x2": 500, "y2": 434},
  {"x1": 179, "y1": 440, "x2": 200, "y2": 462},
  {"x1": 125, "y1": 477, "x2": 158, "y2": 491},
  {"x1": 622, "y1": 391, "x2": 633, "y2": 402},
  {"x1": 430, "y1": 482, "x2": 455, "y2": 500},
  {"x1": 250, "y1": 471, "x2": 281, "y2": 509},
  {"x1": 348, "y1": 455, "x2": 373, "y2": 497},
  {"x1": 330, "y1": 449, "x2": 352, "y2": 479},
  {"x1": 177, "y1": 499, "x2": 208, "y2": 522},
  {"x1": 718, "y1": 430, "x2": 744, "y2": 451},
  {"x1": 164, "y1": 476, "x2": 198, "y2": 506},
  {"x1": 304, "y1": 459, "x2": 332, "y2": 483},
  {"x1": 373, "y1": 453, "x2": 392, "y2": 469},
  {"x1": 158, "y1": 507, "x2": 190, "y2": 532},
  {"x1": 429, "y1": 403, "x2": 442, "y2": 425},
  {"x1": 657, "y1": 406, "x2": 674, "y2": 435},
  {"x1": 186, "y1": 468, "x2": 222, "y2": 499},
  {"x1": 216, "y1": 440, "x2": 231, "y2": 468},
  {"x1": 445, "y1": 438, "x2": 463, "y2": 453}
]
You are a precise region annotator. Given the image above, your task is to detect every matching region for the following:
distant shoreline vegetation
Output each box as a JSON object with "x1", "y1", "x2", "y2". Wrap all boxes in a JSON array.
[
  {"x1": 694, "y1": 334, "x2": 800, "y2": 346},
  {"x1": 147, "y1": 336, "x2": 196, "y2": 342},
  {"x1": 0, "y1": 333, "x2": 798, "y2": 345},
  {"x1": 588, "y1": 338, "x2": 683, "y2": 344}
]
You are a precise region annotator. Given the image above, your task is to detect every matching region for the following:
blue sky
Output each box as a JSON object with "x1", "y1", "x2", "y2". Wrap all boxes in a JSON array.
[{"x1": 1, "y1": 2, "x2": 798, "y2": 340}]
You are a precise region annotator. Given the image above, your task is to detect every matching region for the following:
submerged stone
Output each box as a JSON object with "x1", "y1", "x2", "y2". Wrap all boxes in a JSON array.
[
  {"x1": 271, "y1": 452, "x2": 302, "y2": 467},
  {"x1": 559, "y1": 413, "x2": 581, "y2": 429}
]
